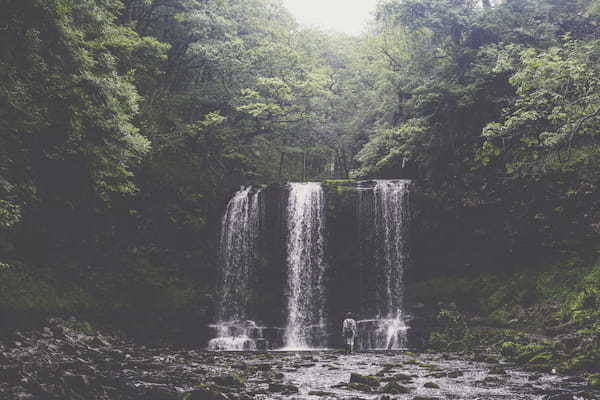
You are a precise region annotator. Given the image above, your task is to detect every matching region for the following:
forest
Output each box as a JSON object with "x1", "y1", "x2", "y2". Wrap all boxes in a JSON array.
[{"x1": 1, "y1": 0, "x2": 600, "y2": 399}]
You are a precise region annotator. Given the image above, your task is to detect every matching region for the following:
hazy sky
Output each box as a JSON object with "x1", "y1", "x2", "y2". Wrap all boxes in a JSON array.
[{"x1": 282, "y1": 0, "x2": 379, "y2": 35}]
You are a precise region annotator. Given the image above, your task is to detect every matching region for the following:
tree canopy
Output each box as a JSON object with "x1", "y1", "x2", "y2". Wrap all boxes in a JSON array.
[{"x1": 1, "y1": 0, "x2": 599, "y2": 336}]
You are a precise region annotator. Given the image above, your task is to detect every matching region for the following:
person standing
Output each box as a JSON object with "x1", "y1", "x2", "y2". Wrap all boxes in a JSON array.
[{"x1": 342, "y1": 312, "x2": 357, "y2": 353}]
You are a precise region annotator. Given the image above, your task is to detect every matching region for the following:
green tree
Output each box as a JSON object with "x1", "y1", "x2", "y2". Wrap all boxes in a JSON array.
[{"x1": 0, "y1": 0, "x2": 164, "y2": 259}]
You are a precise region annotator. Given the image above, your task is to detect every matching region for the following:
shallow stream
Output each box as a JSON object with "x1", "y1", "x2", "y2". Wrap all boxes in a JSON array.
[{"x1": 208, "y1": 350, "x2": 599, "y2": 400}]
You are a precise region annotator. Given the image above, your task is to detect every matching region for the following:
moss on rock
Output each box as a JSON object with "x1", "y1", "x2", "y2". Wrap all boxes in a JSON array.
[
  {"x1": 349, "y1": 373, "x2": 380, "y2": 387},
  {"x1": 382, "y1": 381, "x2": 412, "y2": 394}
]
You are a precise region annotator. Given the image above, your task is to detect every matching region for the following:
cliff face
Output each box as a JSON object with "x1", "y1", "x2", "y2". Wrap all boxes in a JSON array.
[{"x1": 224, "y1": 180, "x2": 414, "y2": 348}]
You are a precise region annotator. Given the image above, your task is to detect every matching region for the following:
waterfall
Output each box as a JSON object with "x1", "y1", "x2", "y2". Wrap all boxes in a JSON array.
[
  {"x1": 375, "y1": 180, "x2": 409, "y2": 320},
  {"x1": 357, "y1": 180, "x2": 410, "y2": 349},
  {"x1": 283, "y1": 182, "x2": 327, "y2": 349},
  {"x1": 207, "y1": 180, "x2": 411, "y2": 351},
  {"x1": 208, "y1": 186, "x2": 263, "y2": 351}
]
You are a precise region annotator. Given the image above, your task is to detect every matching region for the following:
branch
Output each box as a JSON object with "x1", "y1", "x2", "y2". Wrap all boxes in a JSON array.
[
  {"x1": 380, "y1": 47, "x2": 403, "y2": 71},
  {"x1": 567, "y1": 106, "x2": 600, "y2": 158}
]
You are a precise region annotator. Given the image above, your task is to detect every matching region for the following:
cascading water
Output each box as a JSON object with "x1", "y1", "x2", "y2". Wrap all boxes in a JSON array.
[
  {"x1": 208, "y1": 180, "x2": 411, "y2": 351},
  {"x1": 283, "y1": 182, "x2": 328, "y2": 349},
  {"x1": 357, "y1": 180, "x2": 410, "y2": 349},
  {"x1": 208, "y1": 187, "x2": 264, "y2": 351}
]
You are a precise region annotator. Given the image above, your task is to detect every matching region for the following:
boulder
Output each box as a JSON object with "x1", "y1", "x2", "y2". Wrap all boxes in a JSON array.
[
  {"x1": 142, "y1": 386, "x2": 180, "y2": 400},
  {"x1": 349, "y1": 373, "x2": 380, "y2": 387},
  {"x1": 348, "y1": 382, "x2": 373, "y2": 392},
  {"x1": 390, "y1": 373, "x2": 413, "y2": 382},
  {"x1": 90, "y1": 335, "x2": 111, "y2": 348},
  {"x1": 588, "y1": 374, "x2": 600, "y2": 389},
  {"x1": 250, "y1": 363, "x2": 272, "y2": 371},
  {"x1": 488, "y1": 366, "x2": 507, "y2": 375},
  {"x1": 212, "y1": 374, "x2": 245, "y2": 388},
  {"x1": 382, "y1": 381, "x2": 411, "y2": 394},
  {"x1": 268, "y1": 383, "x2": 298, "y2": 394},
  {"x1": 184, "y1": 385, "x2": 228, "y2": 400},
  {"x1": 308, "y1": 390, "x2": 336, "y2": 397}
]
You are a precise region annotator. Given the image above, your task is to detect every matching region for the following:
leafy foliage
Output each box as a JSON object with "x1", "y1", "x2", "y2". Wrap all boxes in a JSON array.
[
  {"x1": 353, "y1": 0, "x2": 600, "y2": 272},
  {"x1": 0, "y1": 0, "x2": 599, "y2": 339}
]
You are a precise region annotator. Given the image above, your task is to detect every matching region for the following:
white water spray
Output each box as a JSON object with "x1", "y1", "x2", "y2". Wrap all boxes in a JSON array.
[
  {"x1": 283, "y1": 182, "x2": 327, "y2": 349},
  {"x1": 357, "y1": 180, "x2": 410, "y2": 349},
  {"x1": 208, "y1": 187, "x2": 263, "y2": 350}
]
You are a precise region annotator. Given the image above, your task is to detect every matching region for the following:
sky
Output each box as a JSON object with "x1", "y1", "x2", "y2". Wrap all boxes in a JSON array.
[{"x1": 281, "y1": 0, "x2": 379, "y2": 35}]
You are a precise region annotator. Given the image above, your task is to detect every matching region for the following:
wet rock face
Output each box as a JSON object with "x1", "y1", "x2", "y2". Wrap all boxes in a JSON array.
[
  {"x1": 268, "y1": 382, "x2": 299, "y2": 394},
  {"x1": 349, "y1": 373, "x2": 380, "y2": 388},
  {"x1": 381, "y1": 381, "x2": 411, "y2": 394},
  {"x1": 1, "y1": 319, "x2": 600, "y2": 400}
]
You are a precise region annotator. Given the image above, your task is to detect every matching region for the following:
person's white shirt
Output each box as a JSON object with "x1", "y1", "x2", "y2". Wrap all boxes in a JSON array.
[{"x1": 342, "y1": 318, "x2": 357, "y2": 335}]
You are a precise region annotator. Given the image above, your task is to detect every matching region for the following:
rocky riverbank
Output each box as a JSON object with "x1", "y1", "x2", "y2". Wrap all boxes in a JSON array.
[
  {"x1": 1, "y1": 318, "x2": 599, "y2": 400},
  {"x1": 406, "y1": 263, "x2": 600, "y2": 392}
]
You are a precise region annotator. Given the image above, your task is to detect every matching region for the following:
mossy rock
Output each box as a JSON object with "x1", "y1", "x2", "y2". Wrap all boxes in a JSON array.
[
  {"x1": 500, "y1": 341, "x2": 518, "y2": 357},
  {"x1": 515, "y1": 343, "x2": 550, "y2": 364},
  {"x1": 250, "y1": 363, "x2": 273, "y2": 371},
  {"x1": 448, "y1": 371, "x2": 463, "y2": 378},
  {"x1": 559, "y1": 354, "x2": 598, "y2": 373},
  {"x1": 473, "y1": 354, "x2": 500, "y2": 364},
  {"x1": 212, "y1": 373, "x2": 245, "y2": 387},
  {"x1": 426, "y1": 372, "x2": 447, "y2": 378},
  {"x1": 418, "y1": 363, "x2": 440, "y2": 370},
  {"x1": 526, "y1": 352, "x2": 556, "y2": 372},
  {"x1": 489, "y1": 366, "x2": 507, "y2": 375},
  {"x1": 350, "y1": 373, "x2": 380, "y2": 387},
  {"x1": 210, "y1": 384, "x2": 239, "y2": 393},
  {"x1": 382, "y1": 362, "x2": 404, "y2": 369},
  {"x1": 382, "y1": 381, "x2": 411, "y2": 394},
  {"x1": 268, "y1": 383, "x2": 299, "y2": 394},
  {"x1": 348, "y1": 382, "x2": 373, "y2": 392},
  {"x1": 528, "y1": 351, "x2": 554, "y2": 363},
  {"x1": 391, "y1": 373, "x2": 413, "y2": 382},
  {"x1": 588, "y1": 374, "x2": 600, "y2": 388},
  {"x1": 323, "y1": 179, "x2": 356, "y2": 185},
  {"x1": 330, "y1": 382, "x2": 348, "y2": 389},
  {"x1": 308, "y1": 391, "x2": 336, "y2": 397},
  {"x1": 263, "y1": 371, "x2": 284, "y2": 380},
  {"x1": 423, "y1": 382, "x2": 440, "y2": 389}
]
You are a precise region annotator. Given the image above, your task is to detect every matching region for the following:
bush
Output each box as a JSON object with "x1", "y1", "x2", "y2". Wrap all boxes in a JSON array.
[{"x1": 500, "y1": 341, "x2": 518, "y2": 357}]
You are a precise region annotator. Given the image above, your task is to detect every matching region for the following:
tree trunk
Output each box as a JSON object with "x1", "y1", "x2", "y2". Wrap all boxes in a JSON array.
[
  {"x1": 339, "y1": 147, "x2": 350, "y2": 179},
  {"x1": 278, "y1": 152, "x2": 286, "y2": 182}
]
